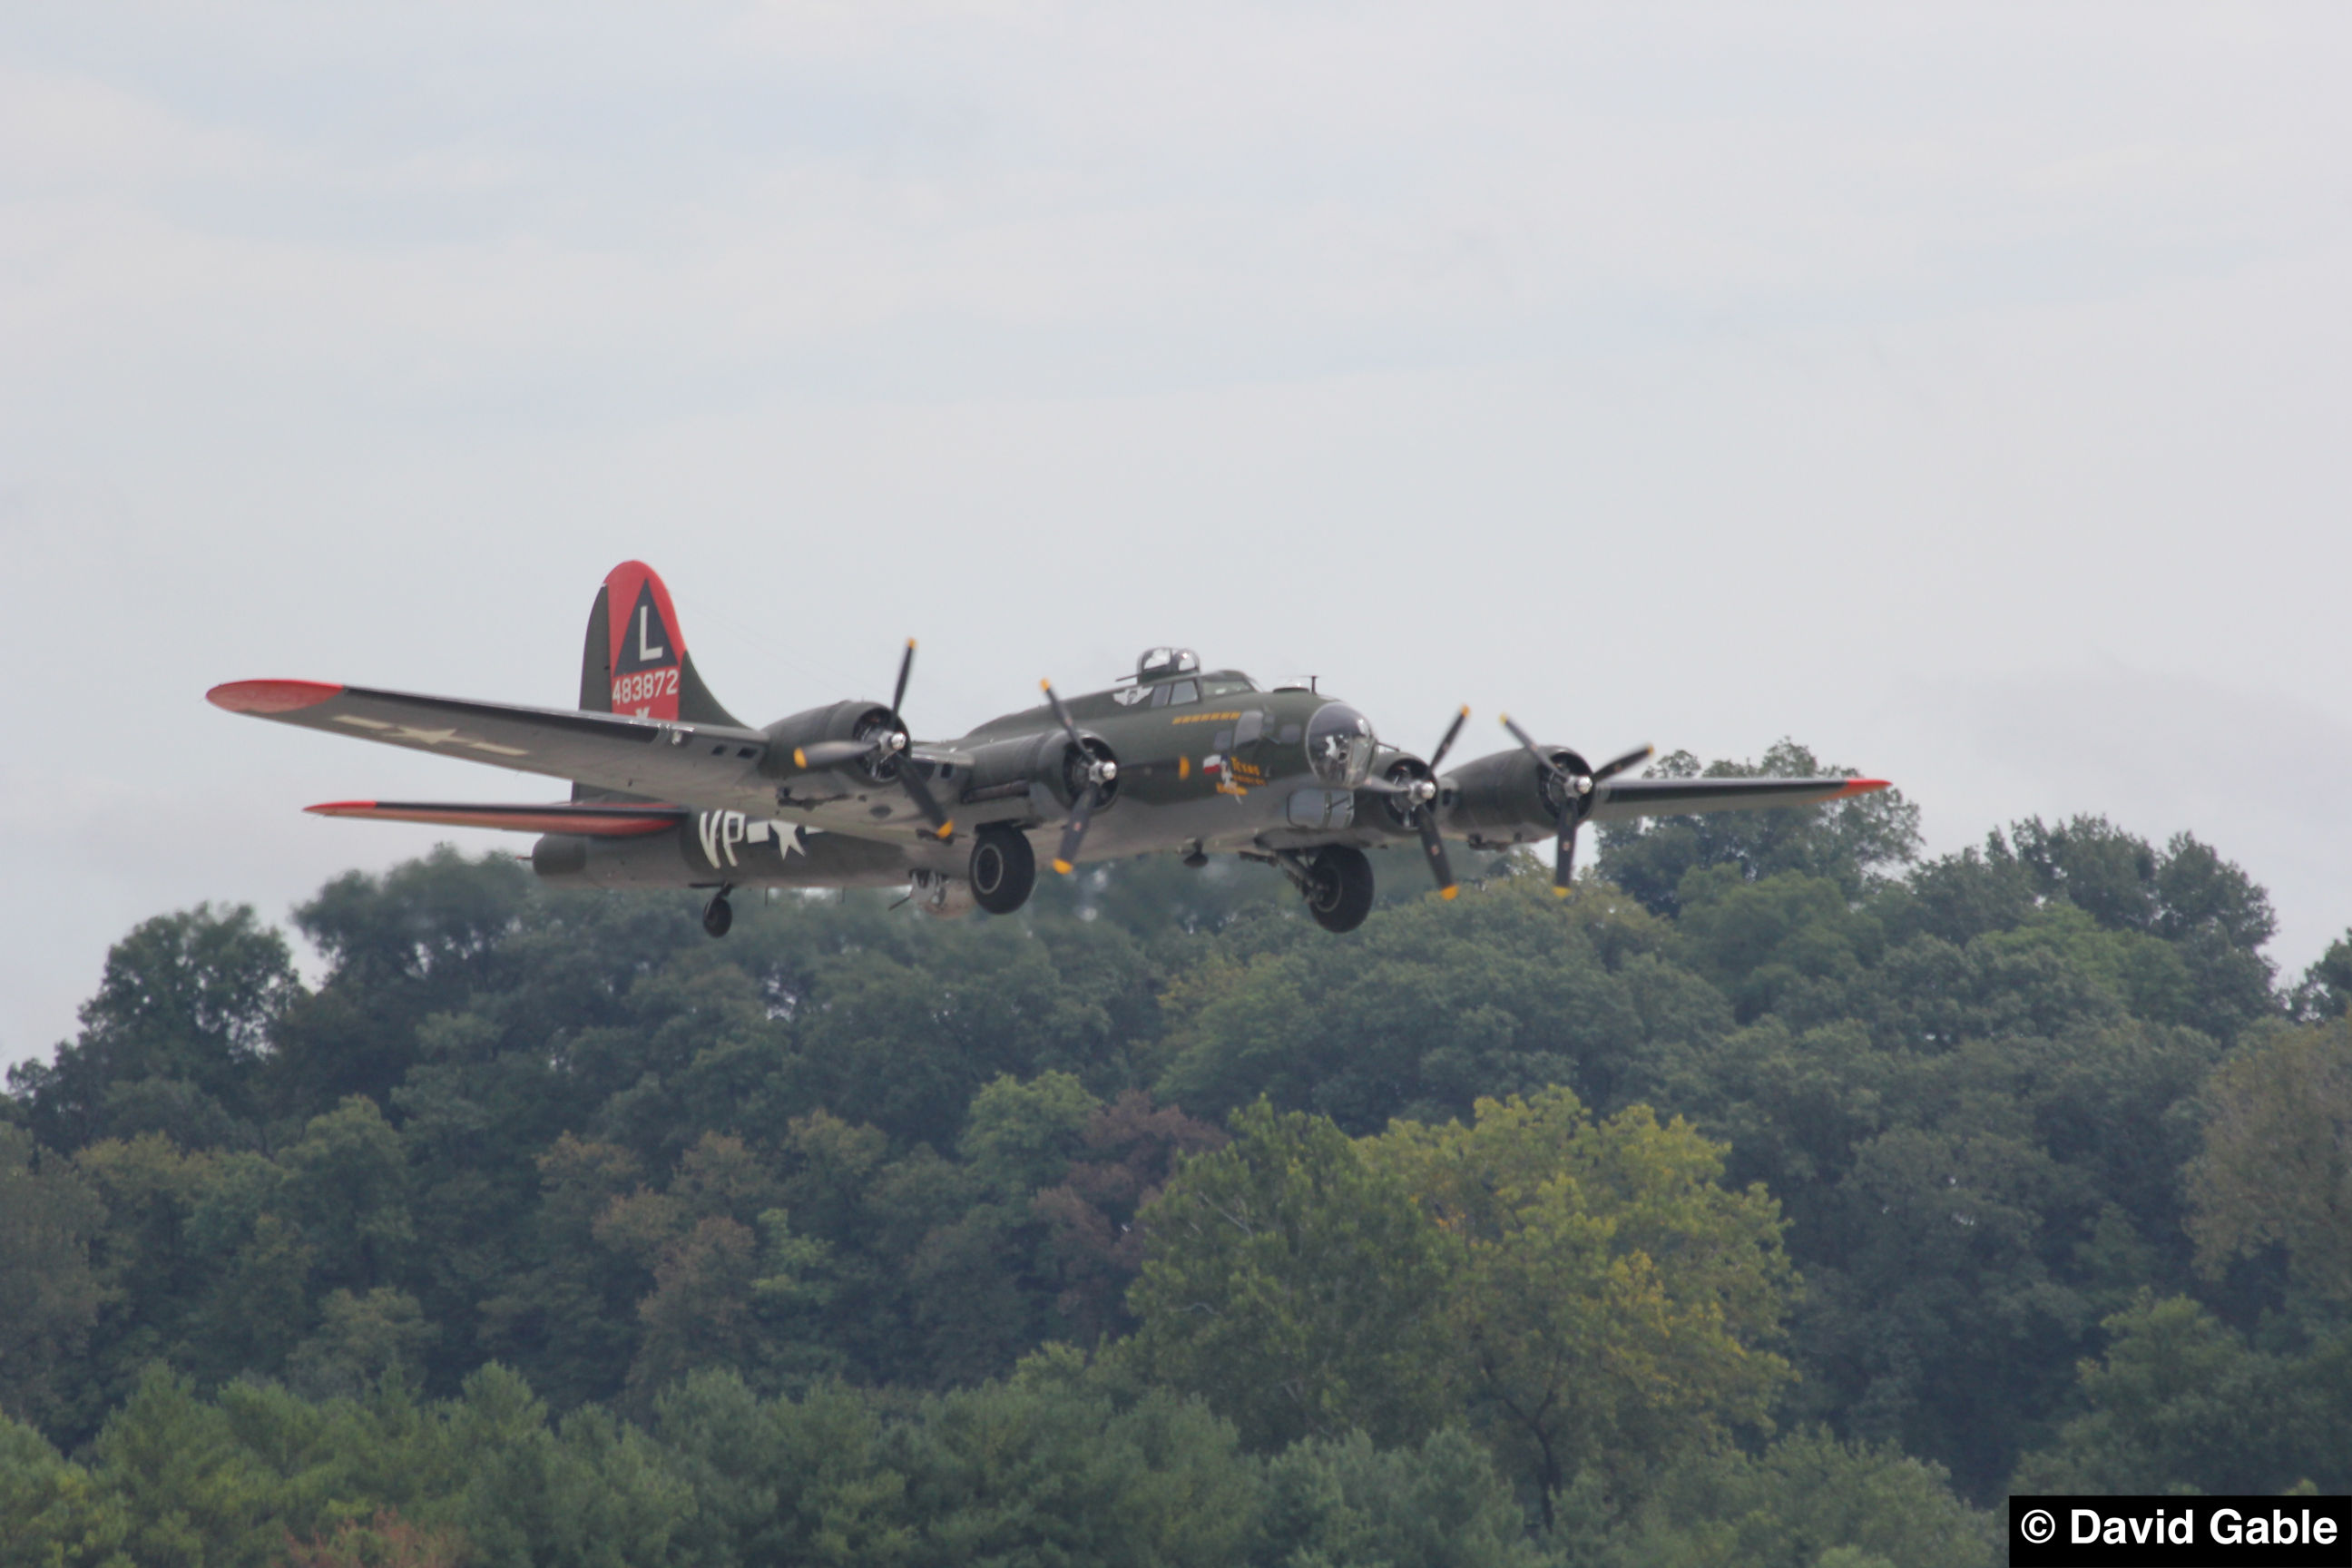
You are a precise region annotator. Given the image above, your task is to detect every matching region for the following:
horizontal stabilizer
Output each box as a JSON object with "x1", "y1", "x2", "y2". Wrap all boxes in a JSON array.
[{"x1": 307, "y1": 799, "x2": 683, "y2": 838}]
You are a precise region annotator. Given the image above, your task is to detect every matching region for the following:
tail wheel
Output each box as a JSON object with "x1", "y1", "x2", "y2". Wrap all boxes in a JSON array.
[
  {"x1": 1303, "y1": 846, "x2": 1375, "y2": 934},
  {"x1": 969, "y1": 827, "x2": 1037, "y2": 915}
]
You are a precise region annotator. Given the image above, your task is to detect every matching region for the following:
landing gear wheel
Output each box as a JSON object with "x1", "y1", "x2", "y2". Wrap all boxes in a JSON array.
[
  {"x1": 701, "y1": 889, "x2": 734, "y2": 938},
  {"x1": 1303, "y1": 846, "x2": 1374, "y2": 934},
  {"x1": 969, "y1": 827, "x2": 1037, "y2": 915}
]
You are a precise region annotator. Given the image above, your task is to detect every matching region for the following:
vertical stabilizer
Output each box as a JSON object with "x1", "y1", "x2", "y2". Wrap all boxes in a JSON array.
[{"x1": 573, "y1": 562, "x2": 745, "y2": 799}]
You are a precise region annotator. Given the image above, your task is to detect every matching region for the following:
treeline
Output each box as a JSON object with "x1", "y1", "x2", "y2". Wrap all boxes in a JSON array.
[{"x1": 4, "y1": 740, "x2": 2348, "y2": 1566}]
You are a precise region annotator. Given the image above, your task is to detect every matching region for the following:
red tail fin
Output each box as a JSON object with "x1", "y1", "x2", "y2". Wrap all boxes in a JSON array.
[{"x1": 576, "y1": 562, "x2": 742, "y2": 726}]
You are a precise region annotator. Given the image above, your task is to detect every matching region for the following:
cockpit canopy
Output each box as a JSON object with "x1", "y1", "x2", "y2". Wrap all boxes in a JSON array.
[{"x1": 1136, "y1": 647, "x2": 1200, "y2": 681}]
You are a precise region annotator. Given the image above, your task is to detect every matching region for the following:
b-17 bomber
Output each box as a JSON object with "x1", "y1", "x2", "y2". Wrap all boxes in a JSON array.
[{"x1": 211, "y1": 561, "x2": 1889, "y2": 936}]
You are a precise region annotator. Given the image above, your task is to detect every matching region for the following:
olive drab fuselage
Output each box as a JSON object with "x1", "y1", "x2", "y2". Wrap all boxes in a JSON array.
[{"x1": 581, "y1": 668, "x2": 1406, "y2": 888}]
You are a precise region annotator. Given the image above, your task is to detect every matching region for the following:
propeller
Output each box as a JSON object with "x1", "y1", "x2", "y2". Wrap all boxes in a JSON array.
[
  {"x1": 1496, "y1": 717, "x2": 1651, "y2": 896},
  {"x1": 1365, "y1": 705, "x2": 1471, "y2": 899},
  {"x1": 1039, "y1": 679, "x2": 1119, "y2": 875},
  {"x1": 789, "y1": 640, "x2": 954, "y2": 840}
]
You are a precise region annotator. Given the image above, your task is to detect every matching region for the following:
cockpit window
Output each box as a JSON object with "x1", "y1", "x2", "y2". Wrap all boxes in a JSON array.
[
  {"x1": 1201, "y1": 676, "x2": 1256, "y2": 697},
  {"x1": 1304, "y1": 703, "x2": 1376, "y2": 789},
  {"x1": 1152, "y1": 679, "x2": 1200, "y2": 708}
]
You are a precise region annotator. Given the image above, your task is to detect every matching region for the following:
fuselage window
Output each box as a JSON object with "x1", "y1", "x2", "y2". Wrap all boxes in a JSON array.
[
  {"x1": 1163, "y1": 680, "x2": 1200, "y2": 707},
  {"x1": 1202, "y1": 677, "x2": 1256, "y2": 698}
]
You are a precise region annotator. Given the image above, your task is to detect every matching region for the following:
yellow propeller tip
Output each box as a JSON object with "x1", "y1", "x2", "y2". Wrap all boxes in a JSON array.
[
  {"x1": 1439, "y1": 886, "x2": 1459, "y2": 901},
  {"x1": 792, "y1": 748, "x2": 807, "y2": 769},
  {"x1": 1052, "y1": 859, "x2": 1074, "y2": 876},
  {"x1": 1552, "y1": 887, "x2": 1571, "y2": 898},
  {"x1": 1498, "y1": 712, "x2": 1511, "y2": 724},
  {"x1": 1459, "y1": 704, "x2": 1471, "y2": 717},
  {"x1": 935, "y1": 822, "x2": 955, "y2": 840},
  {"x1": 1039, "y1": 679, "x2": 1053, "y2": 691}
]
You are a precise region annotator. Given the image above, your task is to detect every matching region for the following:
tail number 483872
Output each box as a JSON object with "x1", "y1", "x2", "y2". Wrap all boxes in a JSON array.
[{"x1": 613, "y1": 668, "x2": 680, "y2": 710}]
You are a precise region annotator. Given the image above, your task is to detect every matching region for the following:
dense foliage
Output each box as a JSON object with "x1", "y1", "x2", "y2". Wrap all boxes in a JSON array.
[{"x1": 5, "y1": 744, "x2": 2347, "y2": 1565}]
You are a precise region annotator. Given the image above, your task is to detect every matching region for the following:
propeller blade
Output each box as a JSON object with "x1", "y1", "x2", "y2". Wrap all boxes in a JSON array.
[
  {"x1": 1039, "y1": 680, "x2": 1084, "y2": 747},
  {"x1": 1427, "y1": 705, "x2": 1470, "y2": 773},
  {"x1": 1054, "y1": 789, "x2": 1093, "y2": 876},
  {"x1": 1040, "y1": 681, "x2": 1105, "y2": 874},
  {"x1": 1356, "y1": 774, "x2": 1416, "y2": 797},
  {"x1": 1591, "y1": 742, "x2": 1654, "y2": 784},
  {"x1": 789, "y1": 738, "x2": 875, "y2": 770},
  {"x1": 891, "y1": 639, "x2": 916, "y2": 717},
  {"x1": 895, "y1": 758, "x2": 955, "y2": 841},
  {"x1": 1416, "y1": 806, "x2": 1457, "y2": 901},
  {"x1": 1497, "y1": 713, "x2": 1557, "y2": 774},
  {"x1": 1554, "y1": 813, "x2": 1579, "y2": 897}
]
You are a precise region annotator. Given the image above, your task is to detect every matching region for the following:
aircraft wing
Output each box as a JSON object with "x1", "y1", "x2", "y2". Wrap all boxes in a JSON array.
[
  {"x1": 209, "y1": 679, "x2": 783, "y2": 818},
  {"x1": 1586, "y1": 775, "x2": 1888, "y2": 823},
  {"x1": 306, "y1": 799, "x2": 685, "y2": 837}
]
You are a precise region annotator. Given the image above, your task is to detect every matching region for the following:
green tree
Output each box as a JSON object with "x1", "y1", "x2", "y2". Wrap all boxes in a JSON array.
[
  {"x1": 892, "y1": 1351, "x2": 1260, "y2": 1568},
  {"x1": 2297, "y1": 930, "x2": 2352, "y2": 1021},
  {"x1": 958, "y1": 1071, "x2": 1097, "y2": 1200},
  {"x1": 1372, "y1": 1090, "x2": 1795, "y2": 1521},
  {"x1": 444, "y1": 1363, "x2": 694, "y2": 1568},
  {"x1": 1258, "y1": 1427, "x2": 1539, "y2": 1568},
  {"x1": 0, "y1": 1125, "x2": 105, "y2": 1433},
  {"x1": 7, "y1": 905, "x2": 297, "y2": 1152},
  {"x1": 1154, "y1": 877, "x2": 1663, "y2": 1132},
  {"x1": 84, "y1": 1365, "x2": 288, "y2": 1568},
  {"x1": 279, "y1": 1097, "x2": 416, "y2": 1295},
  {"x1": 2010, "y1": 1295, "x2": 2351, "y2": 1496},
  {"x1": 288, "y1": 1289, "x2": 439, "y2": 1401},
  {"x1": 1675, "y1": 869, "x2": 1877, "y2": 1024},
  {"x1": 2188, "y1": 1017, "x2": 2352, "y2": 1306},
  {"x1": 1610, "y1": 1427, "x2": 1996, "y2": 1568},
  {"x1": 0, "y1": 1410, "x2": 130, "y2": 1568},
  {"x1": 1122, "y1": 1101, "x2": 1451, "y2": 1450}
]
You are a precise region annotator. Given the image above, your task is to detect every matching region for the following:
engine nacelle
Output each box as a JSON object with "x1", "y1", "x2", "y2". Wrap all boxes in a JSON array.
[
  {"x1": 956, "y1": 730, "x2": 1120, "y2": 813},
  {"x1": 959, "y1": 730, "x2": 1066, "y2": 798},
  {"x1": 1439, "y1": 744, "x2": 1585, "y2": 847},
  {"x1": 756, "y1": 701, "x2": 895, "y2": 778},
  {"x1": 1354, "y1": 747, "x2": 1433, "y2": 839}
]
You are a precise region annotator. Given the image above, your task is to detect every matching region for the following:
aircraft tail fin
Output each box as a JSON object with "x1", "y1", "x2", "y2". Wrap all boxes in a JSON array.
[
  {"x1": 577, "y1": 561, "x2": 743, "y2": 726},
  {"x1": 574, "y1": 562, "x2": 744, "y2": 800}
]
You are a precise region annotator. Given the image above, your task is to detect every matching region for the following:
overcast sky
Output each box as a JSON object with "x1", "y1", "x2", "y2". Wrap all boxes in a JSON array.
[{"x1": 5, "y1": 3, "x2": 2348, "y2": 1070}]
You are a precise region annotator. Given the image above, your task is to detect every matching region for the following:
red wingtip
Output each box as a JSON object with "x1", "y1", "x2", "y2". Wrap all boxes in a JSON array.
[
  {"x1": 208, "y1": 680, "x2": 344, "y2": 714},
  {"x1": 1832, "y1": 779, "x2": 1892, "y2": 798},
  {"x1": 306, "y1": 801, "x2": 378, "y2": 816}
]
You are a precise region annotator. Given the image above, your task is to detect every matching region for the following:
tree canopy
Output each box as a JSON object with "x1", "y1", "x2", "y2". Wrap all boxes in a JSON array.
[{"x1": 5, "y1": 750, "x2": 2345, "y2": 1563}]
